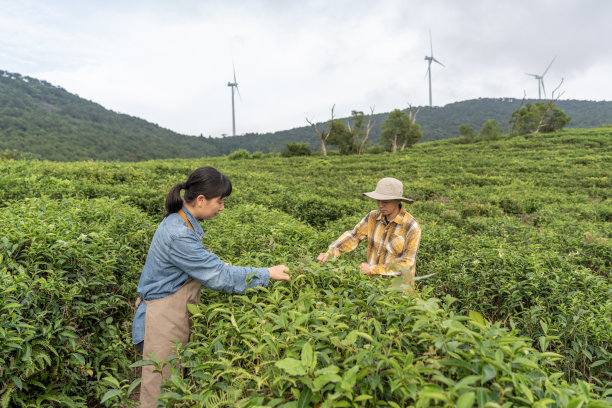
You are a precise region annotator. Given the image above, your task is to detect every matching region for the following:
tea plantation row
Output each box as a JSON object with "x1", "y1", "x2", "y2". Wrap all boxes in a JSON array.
[{"x1": 0, "y1": 128, "x2": 610, "y2": 406}]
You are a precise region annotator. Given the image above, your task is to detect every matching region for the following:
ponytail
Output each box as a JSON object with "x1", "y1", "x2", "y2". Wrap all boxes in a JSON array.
[
  {"x1": 163, "y1": 183, "x2": 185, "y2": 217},
  {"x1": 163, "y1": 167, "x2": 232, "y2": 217}
]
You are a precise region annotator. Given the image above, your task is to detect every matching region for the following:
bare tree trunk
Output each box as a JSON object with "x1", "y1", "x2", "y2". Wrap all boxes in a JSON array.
[
  {"x1": 400, "y1": 104, "x2": 421, "y2": 151},
  {"x1": 306, "y1": 117, "x2": 326, "y2": 156},
  {"x1": 306, "y1": 105, "x2": 335, "y2": 156},
  {"x1": 392, "y1": 135, "x2": 398, "y2": 153},
  {"x1": 534, "y1": 79, "x2": 564, "y2": 134},
  {"x1": 359, "y1": 107, "x2": 376, "y2": 154}
]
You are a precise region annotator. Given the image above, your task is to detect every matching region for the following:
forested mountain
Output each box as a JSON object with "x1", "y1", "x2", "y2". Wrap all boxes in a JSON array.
[
  {"x1": 0, "y1": 71, "x2": 220, "y2": 161},
  {"x1": 217, "y1": 98, "x2": 612, "y2": 154},
  {"x1": 1, "y1": 69, "x2": 611, "y2": 160}
]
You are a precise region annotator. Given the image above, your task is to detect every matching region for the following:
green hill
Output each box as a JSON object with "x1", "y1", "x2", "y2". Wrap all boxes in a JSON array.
[
  {"x1": 0, "y1": 70, "x2": 220, "y2": 161},
  {"x1": 2, "y1": 69, "x2": 611, "y2": 160},
  {"x1": 218, "y1": 98, "x2": 612, "y2": 154}
]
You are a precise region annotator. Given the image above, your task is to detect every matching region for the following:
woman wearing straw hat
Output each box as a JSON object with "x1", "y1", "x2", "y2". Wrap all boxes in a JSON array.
[{"x1": 317, "y1": 177, "x2": 421, "y2": 283}]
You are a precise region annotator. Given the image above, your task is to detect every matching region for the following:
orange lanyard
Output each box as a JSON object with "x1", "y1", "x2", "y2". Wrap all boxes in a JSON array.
[{"x1": 177, "y1": 209, "x2": 194, "y2": 231}]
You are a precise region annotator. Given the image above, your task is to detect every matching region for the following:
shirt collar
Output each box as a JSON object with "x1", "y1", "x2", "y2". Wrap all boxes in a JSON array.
[
  {"x1": 181, "y1": 206, "x2": 204, "y2": 237},
  {"x1": 375, "y1": 204, "x2": 407, "y2": 225}
]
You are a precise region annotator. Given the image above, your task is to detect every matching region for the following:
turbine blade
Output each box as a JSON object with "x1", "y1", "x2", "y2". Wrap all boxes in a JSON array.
[
  {"x1": 236, "y1": 84, "x2": 242, "y2": 102},
  {"x1": 424, "y1": 65, "x2": 430, "y2": 79},
  {"x1": 429, "y1": 29, "x2": 433, "y2": 56},
  {"x1": 233, "y1": 64, "x2": 237, "y2": 83},
  {"x1": 541, "y1": 55, "x2": 556, "y2": 77},
  {"x1": 540, "y1": 79, "x2": 546, "y2": 98},
  {"x1": 433, "y1": 58, "x2": 445, "y2": 67},
  {"x1": 525, "y1": 73, "x2": 539, "y2": 77}
]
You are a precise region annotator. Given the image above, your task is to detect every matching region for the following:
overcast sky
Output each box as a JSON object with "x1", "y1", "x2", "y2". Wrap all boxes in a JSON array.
[{"x1": 1, "y1": 0, "x2": 610, "y2": 137}]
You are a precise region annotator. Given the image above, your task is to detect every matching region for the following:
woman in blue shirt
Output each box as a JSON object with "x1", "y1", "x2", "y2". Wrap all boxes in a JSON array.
[{"x1": 132, "y1": 166, "x2": 290, "y2": 407}]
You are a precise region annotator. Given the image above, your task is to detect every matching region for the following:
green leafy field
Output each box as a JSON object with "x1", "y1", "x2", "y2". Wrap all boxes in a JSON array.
[{"x1": 1, "y1": 128, "x2": 610, "y2": 407}]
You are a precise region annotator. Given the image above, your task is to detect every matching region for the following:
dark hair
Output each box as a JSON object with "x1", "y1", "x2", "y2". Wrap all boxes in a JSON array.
[{"x1": 163, "y1": 166, "x2": 232, "y2": 217}]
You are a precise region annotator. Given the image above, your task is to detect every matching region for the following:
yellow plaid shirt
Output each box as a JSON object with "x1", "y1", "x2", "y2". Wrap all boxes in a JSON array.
[{"x1": 327, "y1": 206, "x2": 421, "y2": 279}]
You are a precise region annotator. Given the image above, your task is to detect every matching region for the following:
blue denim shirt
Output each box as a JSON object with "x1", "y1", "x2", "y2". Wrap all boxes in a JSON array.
[{"x1": 132, "y1": 206, "x2": 269, "y2": 345}]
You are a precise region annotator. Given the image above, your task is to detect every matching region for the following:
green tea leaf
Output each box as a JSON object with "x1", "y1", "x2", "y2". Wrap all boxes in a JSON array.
[
  {"x1": 456, "y1": 391, "x2": 475, "y2": 408},
  {"x1": 275, "y1": 358, "x2": 306, "y2": 376}
]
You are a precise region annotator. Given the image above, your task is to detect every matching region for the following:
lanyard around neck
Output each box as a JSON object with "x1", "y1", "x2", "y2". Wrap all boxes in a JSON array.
[{"x1": 177, "y1": 209, "x2": 194, "y2": 231}]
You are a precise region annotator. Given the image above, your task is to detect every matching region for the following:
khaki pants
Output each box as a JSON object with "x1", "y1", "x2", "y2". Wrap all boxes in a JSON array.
[{"x1": 140, "y1": 278, "x2": 201, "y2": 407}]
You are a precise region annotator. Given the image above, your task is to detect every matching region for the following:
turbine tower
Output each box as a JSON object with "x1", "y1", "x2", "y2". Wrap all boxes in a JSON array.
[
  {"x1": 526, "y1": 56, "x2": 556, "y2": 99},
  {"x1": 227, "y1": 66, "x2": 241, "y2": 136},
  {"x1": 424, "y1": 30, "x2": 444, "y2": 107}
]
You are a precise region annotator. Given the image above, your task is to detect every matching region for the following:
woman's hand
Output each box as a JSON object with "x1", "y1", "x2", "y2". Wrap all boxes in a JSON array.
[
  {"x1": 269, "y1": 264, "x2": 291, "y2": 281},
  {"x1": 317, "y1": 252, "x2": 329, "y2": 264}
]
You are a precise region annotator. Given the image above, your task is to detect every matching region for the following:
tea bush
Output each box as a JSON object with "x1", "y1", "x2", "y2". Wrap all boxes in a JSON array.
[
  {"x1": 1, "y1": 127, "x2": 610, "y2": 405},
  {"x1": 152, "y1": 263, "x2": 607, "y2": 407},
  {"x1": 0, "y1": 197, "x2": 155, "y2": 406}
]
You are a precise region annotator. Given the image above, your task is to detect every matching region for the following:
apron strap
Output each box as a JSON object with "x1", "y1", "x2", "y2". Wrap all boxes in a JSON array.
[
  {"x1": 178, "y1": 209, "x2": 195, "y2": 231},
  {"x1": 135, "y1": 209, "x2": 195, "y2": 308}
]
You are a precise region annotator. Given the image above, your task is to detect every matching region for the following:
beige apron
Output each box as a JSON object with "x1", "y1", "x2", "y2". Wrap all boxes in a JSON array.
[{"x1": 140, "y1": 210, "x2": 203, "y2": 407}]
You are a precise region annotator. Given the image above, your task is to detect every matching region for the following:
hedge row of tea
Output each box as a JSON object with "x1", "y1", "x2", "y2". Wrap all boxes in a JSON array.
[{"x1": 0, "y1": 128, "x2": 610, "y2": 406}]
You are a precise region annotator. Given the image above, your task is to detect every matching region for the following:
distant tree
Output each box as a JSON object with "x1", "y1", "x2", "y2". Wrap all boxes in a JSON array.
[
  {"x1": 228, "y1": 149, "x2": 250, "y2": 160},
  {"x1": 479, "y1": 119, "x2": 504, "y2": 140},
  {"x1": 509, "y1": 102, "x2": 571, "y2": 135},
  {"x1": 306, "y1": 104, "x2": 336, "y2": 156},
  {"x1": 399, "y1": 104, "x2": 422, "y2": 150},
  {"x1": 347, "y1": 108, "x2": 376, "y2": 154},
  {"x1": 326, "y1": 119, "x2": 354, "y2": 154},
  {"x1": 458, "y1": 124, "x2": 475, "y2": 139},
  {"x1": 381, "y1": 109, "x2": 412, "y2": 153},
  {"x1": 282, "y1": 142, "x2": 311, "y2": 157}
]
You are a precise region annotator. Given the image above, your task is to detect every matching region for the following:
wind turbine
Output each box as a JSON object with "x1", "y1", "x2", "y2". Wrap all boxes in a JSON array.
[
  {"x1": 227, "y1": 66, "x2": 241, "y2": 136},
  {"x1": 424, "y1": 30, "x2": 444, "y2": 107},
  {"x1": 526, "y1": 56, "x2": 556, "y2": 99}
]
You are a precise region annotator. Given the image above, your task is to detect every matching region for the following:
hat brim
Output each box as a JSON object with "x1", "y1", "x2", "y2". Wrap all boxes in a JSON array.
[{"x1": 363, "y1": 192, "x2": 415, "y2": 203}]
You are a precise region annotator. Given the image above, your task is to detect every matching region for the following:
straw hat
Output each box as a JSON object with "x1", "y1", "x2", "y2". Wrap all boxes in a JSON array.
[{"x1": 363, "y1": 177, "x2": 415, "y2": 203}]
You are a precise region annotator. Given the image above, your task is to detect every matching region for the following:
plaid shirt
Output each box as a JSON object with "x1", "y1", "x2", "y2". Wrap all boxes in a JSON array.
[{"x1": 327, "y1": 206, "x2": 421, "y2": 279}]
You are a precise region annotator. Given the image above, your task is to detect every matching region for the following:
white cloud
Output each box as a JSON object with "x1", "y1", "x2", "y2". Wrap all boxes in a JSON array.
[{"x1": 1, "y1": 0, "x2": 610, "y2": 136}]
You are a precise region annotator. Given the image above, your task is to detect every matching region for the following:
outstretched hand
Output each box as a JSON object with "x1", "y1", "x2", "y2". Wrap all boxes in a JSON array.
[
  {"x1": 269, "y1": 264, "x2": 291, "y2": 281},
  {"x1": 317, "y1": 252, "x2": 329, "y2": 264}
]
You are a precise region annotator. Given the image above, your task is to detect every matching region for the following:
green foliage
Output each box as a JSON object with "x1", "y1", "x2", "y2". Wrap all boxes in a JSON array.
[
  {"x1": 0, "y1": 70, "x2": 220, "y2": 161},
  {"x1": 282, "y1": 142, "x2": 312, "y2": 157},
  {"x1": 365, "y1": 145, "x2": 386, "y2": 154},
  {"x1": 458, "y1": 124, "x2": 476, "y2": 143},
  {"x1": 0, "y1": 149, "x2": 41, "y2": 160},
  {"x1": 509, "y1": 102, "x2": 572, "y2": 135},
  {"x1": 0, "y1": 196, "x2": 154, "y2": 406},
  {"x1": 479, "y1": 119, "x2": 504, "y2": 140},
  {"x1": 325, "y1": 120, "x2": 355, "y2": 155},
  {"x1": 204, "y1": 99, "x2": 610, "y2": 155},
  {"x1": 0, "y1": 127, "x2": 610, "y2": 405},
  {"x1": 159, "y1": 266, "x2": 607, "y2": 407},
  {"x1": 405, "y1": 122, "x2": 423, "y2": 148},
  {"x1": 381, "y1": 109, "x2": 412, "y2": 152},
  {"x1": 228, "y1": 149, "x2": 251, "y2": 160},
  {"x1": 1, "y1": 70, "x2": 608, "y2": 159}
]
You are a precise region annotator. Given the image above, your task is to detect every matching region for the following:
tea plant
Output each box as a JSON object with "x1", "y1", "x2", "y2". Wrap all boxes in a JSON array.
[
  {"x1": 1, "y1": 127, "x2": 610, "y2": 405},
  {"x1": 0, "y1": 197, "x2": 155, "y2": 406}
]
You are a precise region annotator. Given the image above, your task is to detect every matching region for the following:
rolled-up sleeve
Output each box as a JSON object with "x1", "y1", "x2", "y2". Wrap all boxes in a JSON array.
[{"x1": 170, "y1": 234, "x2": 269, "y2": 293}]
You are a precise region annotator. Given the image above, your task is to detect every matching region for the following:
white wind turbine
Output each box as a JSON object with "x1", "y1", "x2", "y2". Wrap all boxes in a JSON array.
[
  {"x1": 526, "y1": 56, "x2": 556, "y2": 99},
  {"x1": 424, "y1": 30, "x2": 445, "y2": 107},
  {"x1": 227, "y1": 65, "x2": 241, "y2": 136}
]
